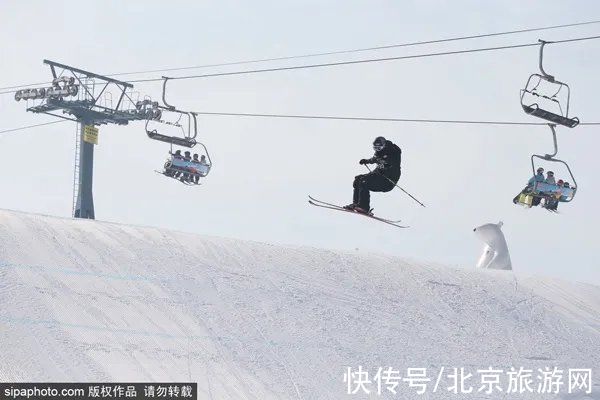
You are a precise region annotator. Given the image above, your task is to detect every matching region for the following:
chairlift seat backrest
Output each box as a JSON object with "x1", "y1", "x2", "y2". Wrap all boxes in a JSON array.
[
  {"x1": 520, "y1": 73, "x2": 578, "y2": 128},
  {"x1": 169, "y1": 157, "x2": 210, "y2": 177},
  {"x1": 532, "y1": 181, "x2": 575, "y2": 201}
]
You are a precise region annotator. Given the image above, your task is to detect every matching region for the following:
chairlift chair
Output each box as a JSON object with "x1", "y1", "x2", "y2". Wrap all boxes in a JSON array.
[
  {"x1": 516, "y1": 124, "x2": 577, "y2": 207},
  {"x1": 143, "y1": 77, "x2": 213, "y2": 184},
  {"x1": 520, "y1": 40, "x2": 579, "y2": 128},
  {"x1": 142, "y1": 77, "x2": 198, "y2": 148},
  {"x1": 145, "y1": 110, "x2": 198, "y2": 148},
  {"x1": 160, "y1": 142, "x2": 213, "y2": 185}
]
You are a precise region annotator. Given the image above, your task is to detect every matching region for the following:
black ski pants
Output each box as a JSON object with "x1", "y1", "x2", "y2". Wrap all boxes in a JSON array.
[{"x1": 353, "y1": 172, "x2": 397, "y2": 210}]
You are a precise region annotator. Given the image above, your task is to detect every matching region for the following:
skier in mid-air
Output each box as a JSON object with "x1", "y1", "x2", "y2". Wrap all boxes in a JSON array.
[{"x1": 344, "y1": 136, "x2": 402, "y2": 214}]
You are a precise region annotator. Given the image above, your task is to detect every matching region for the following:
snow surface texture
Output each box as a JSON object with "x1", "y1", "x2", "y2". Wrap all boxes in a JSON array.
[
  {"x1": 474, "y1": 221, "x2": 512, "y2": 270},
  {"x1": 0, "y1": 209, "x2": 598, "y2": 399}
]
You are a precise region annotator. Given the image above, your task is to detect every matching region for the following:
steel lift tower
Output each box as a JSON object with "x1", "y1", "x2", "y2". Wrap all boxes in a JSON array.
[{"x1": 14, "y1": 60, "x2": 148, "y2": 219}]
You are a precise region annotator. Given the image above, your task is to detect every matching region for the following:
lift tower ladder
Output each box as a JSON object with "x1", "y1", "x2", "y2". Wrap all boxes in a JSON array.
[{"x1": 72, "y1": 122, "x2": 81, "y2": 215}]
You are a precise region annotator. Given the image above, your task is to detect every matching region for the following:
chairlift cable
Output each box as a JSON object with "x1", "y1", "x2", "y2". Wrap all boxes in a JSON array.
[
  {"x1": 2, "y1": 113, "x2": 600, "y2": 136},
  {"x1": 128, "y1": 34, "x2": 600, "y2": 84},
  {"x1": 105, "y1": 19, "x2": 600, "y2": 77},
  {"x1": 189, "y1": 110, "x2": 600, "y2": 126},
  {"x1": 0, "y1": 120, "x2": 67, "y2": 135},
  {"x1": 2, "y1": 21, "x2": 600, "y2": 93}
]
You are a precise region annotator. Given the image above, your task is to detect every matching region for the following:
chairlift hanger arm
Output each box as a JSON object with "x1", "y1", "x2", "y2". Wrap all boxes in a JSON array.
[
  {"x1": 161, "y1": 77, "x2": 175, "y2": 109},
  {"x1": 190, "y1": 112, "x2": 198, "y2": 140},
  {"x1": 537, "y1": 40, "x2": 555, "y2": 81},
  {"x1": 546, "y1": 124, "x2": 558, "y2": 158}
]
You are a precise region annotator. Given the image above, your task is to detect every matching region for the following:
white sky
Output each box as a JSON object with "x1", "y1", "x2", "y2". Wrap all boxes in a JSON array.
[{"x1": 1, "y1": 0, "x2": 599, "y2": 284}]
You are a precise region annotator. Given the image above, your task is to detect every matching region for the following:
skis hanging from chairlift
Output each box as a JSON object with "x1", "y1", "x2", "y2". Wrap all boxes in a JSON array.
[
  {"x1": 520, "y1": 40, "x2": 579, "y2": 128},
  {"x1": 138, "y1": 77, "x2": 213, "y2": 185}
]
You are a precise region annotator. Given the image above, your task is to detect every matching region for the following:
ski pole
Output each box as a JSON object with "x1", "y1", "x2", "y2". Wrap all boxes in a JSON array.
[{"x1": 365, "y1": 165, "x2": 426, "y2": 208}]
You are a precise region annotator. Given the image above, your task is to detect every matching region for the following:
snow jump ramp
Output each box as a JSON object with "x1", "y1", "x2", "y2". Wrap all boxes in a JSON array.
[{"x1": 0, "y1": 209, "x2": 598, "y2": 399}]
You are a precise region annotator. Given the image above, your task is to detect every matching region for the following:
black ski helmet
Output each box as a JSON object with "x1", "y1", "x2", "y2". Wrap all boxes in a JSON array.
[{"x1": 373, "y1": 136, "x2": 386, "y2": 151}]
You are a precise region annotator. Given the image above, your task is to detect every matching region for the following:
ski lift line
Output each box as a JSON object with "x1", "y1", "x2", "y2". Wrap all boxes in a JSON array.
[
  {"x1": 3, "y1": 114, "x2": 599, "y2": 137},
  {"x1": 190, "y1": 111, "x2": 600, "y2": 126},
  {"x1": 130, "y1": 43, "x2": 540, "y2": 83},
  {"x1": 2, "y1": 114, "x2": 599, "y2": 136},
  {"x1": 2, "y1": 33, "x2": 600, "y2": 95},
  {"x1": 3, "y1": 18, "x2": 600, "y2": 91},
  {"x1": 130, "y1": 34, "x2": 600, "y2": 84},
  {"x1": 0, "y1": 81, "x2": 54, "y2": 92},
  {"x1": 101, "y1": 19, "x2": 600, "y2": 78},
  {"x1": 0, "y1": 120, "x2": 67, "y2": 135},
  {"x1": 0, "y1": 89, "x2": 20, "y2": 95}
]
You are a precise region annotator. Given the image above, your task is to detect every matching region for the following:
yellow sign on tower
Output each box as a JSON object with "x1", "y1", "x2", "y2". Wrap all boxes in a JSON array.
[{"x1": 83, "y1": 125, "x2": 99, "y2": 145}]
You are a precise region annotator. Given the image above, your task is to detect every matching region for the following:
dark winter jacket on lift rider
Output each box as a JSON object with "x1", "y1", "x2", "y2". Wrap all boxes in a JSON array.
[{"x1": 345, "y1": 136, "x2": 402, "y2": 214}]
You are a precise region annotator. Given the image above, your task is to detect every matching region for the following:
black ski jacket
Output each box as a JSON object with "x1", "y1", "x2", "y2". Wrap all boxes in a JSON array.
[{"x1": 365, "y1": 140, "x2": 402, "y2": 181}]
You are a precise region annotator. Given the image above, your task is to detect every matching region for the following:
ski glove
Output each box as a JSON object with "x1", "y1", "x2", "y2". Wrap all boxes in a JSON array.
[{"x1": 359, "y1": 158, "x2": 371, "y2": 165}]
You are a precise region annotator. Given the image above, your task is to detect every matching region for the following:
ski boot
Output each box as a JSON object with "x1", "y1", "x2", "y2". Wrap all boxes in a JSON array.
[
  {"x1": 354, "y1": 206, "x2": 374, "y2": 216},
  {"x1": 343, "y1": 203, "x2": 357, "y2": 210}
]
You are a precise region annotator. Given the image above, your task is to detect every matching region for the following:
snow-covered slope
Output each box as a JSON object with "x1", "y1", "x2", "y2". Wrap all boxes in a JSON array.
[{"x1": 0, "y1": 209, "x2": 598, "y2": 399}]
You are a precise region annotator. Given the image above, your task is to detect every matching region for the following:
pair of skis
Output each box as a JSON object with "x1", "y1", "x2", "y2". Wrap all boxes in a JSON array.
[
  {"x1": 155, "y1": 170, "x2": 202, "y2": 186},
  {"x1": 308, "y1": 196, "x2": 408, "y2": 228}
]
